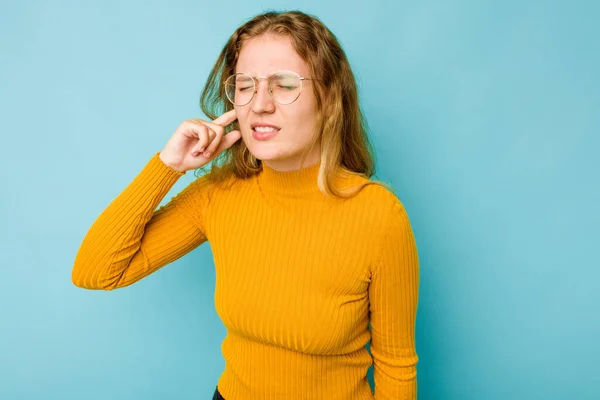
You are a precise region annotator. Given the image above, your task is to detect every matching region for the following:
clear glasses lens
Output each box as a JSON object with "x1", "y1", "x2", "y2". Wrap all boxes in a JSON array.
[
  {"x1": 225, "y1": 72, "x2": 303, "y2": 105},
  {"x1": 225, "y1": 74, "x2": 254, "y2": 106}
]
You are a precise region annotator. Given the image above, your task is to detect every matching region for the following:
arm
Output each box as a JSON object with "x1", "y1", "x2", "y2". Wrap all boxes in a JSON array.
[
  {"x1": 72, "y1": 152, "x2": 212, "y2": 290},
  {"x1": 369, "y1": 199, "x2": 420, "y2": 399}
]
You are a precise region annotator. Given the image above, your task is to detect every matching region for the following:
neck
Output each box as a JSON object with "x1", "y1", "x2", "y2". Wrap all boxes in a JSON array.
[{"x1": 257, "y1": 159, "x2": 322, "y2": 197}]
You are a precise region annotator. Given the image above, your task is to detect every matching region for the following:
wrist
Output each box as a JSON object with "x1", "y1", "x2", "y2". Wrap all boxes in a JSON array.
[{"x1": 158, "y1": 152, "x2": 186, "y2": 174}]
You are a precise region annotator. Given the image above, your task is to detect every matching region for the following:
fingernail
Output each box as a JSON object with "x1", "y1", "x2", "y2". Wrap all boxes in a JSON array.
[
  {"x1": 203, "y1": 151, "x2": 211, "y2": 157},
  {"x1": 192, "y1": 151, "x2": 199, "y2": 156}
]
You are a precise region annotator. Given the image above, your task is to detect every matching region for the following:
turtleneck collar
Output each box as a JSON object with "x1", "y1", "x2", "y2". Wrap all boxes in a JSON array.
[{"x1": 257, "y1": 159, "x2": 322, "y2": 197}]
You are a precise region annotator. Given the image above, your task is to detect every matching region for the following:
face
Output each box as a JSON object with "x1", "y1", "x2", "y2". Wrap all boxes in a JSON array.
[{"x1": 234, "y1": 34, "x2": 320, "y2": 172}]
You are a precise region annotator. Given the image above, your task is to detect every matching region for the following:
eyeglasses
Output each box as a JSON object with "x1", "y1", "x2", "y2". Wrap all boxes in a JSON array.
[{"x1": 224, "y1": 70, "x2": 314, "y2": 106}]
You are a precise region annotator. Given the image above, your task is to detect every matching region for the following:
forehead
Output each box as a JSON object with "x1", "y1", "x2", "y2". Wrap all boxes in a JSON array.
[{"x1": 235, "y1": 34, "x2": 309, "y2": 76}]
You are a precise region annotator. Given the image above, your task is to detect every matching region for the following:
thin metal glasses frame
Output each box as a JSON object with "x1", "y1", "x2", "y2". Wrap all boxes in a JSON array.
[{"x1": 223, "y1": 70, "x2": 315, "y2": 106}]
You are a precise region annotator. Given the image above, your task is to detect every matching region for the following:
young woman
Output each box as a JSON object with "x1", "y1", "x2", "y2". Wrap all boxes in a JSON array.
[{"x1": 72, "y1": 10, "x2": 420, "y2": 400}]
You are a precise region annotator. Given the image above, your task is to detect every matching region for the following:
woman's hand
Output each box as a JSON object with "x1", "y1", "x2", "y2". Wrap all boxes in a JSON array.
[{"x1": 159, "y1": 110, "x2": 241, "y2": 173}]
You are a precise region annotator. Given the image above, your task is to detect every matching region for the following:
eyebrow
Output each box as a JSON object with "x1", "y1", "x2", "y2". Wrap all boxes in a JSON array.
[{"x1": 234, "y1": 70, "x2": 301, "y2": 77}]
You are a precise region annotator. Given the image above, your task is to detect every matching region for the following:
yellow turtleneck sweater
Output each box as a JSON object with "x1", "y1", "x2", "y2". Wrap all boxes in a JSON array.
[{"x1": 72, "y1": 151, "x2": 419, "y2": 399}]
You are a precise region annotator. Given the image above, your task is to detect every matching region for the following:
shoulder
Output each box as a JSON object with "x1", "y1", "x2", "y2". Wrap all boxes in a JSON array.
[
  {"x1": 364, "y1": 183, "x2": 411, "y2": 237},
  {"x1": 339, "y1": 172, "x2": 408, "y2": 217},
  {"x1": 362, "y1": 182, "x2": 418, "y2": 275},
  {"x1": 333, "y1": 172, "x2": 412, "y2": 241},
  {"x1": 348, "y1": 174, "x2": 415, "y2": 240}
]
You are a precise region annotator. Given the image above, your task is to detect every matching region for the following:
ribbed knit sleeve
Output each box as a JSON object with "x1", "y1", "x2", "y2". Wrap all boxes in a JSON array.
[
  {"x1": 72, "y1": 152, "x2": 211, "y2": 290},
  {"x1": 369, "y1": 199, "x2": 420, "y2": 399}
]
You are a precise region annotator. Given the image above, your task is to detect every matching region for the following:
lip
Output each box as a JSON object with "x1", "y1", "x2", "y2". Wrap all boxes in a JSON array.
[
  {"x1": 251, "y1": 122, "x2": 281, "y2": 130},
  {"x1": 252, "y1": 128, "x2": 280, "y2": 141},
  {"x1": 251, "y1": 122, "x2": 281, "y2": 141}
]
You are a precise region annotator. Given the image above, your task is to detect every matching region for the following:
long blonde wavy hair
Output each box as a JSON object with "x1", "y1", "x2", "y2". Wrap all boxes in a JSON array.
[{"x1": 195, "y1": 10, "x2": 394, "y2": 199}]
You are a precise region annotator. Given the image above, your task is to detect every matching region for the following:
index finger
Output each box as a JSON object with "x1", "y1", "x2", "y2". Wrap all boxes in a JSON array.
[{"x1": 212, "y1": 109, "x2": 238, "y2": 126}]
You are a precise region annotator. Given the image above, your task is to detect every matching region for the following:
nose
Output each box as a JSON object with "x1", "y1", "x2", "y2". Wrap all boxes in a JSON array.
[{"x1": 250, "y1": 78, "x2": 275, "y2": 114}]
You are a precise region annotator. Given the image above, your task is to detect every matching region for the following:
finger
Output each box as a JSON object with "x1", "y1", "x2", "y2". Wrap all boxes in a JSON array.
[
  {"x1": 212, "y1": 109, "x2": 238, "y2": 127},
  {"x1": 202, "y1": 120, "x2": 225, "y2": 137},
  {"x1": 199, "y1": 130, "x2": 242, "y2": 160},
  {"x1": 184, "y1": 120, "x2": 208, "y2": 137},
  {"x1": 212, "y1": 130, "x2": 241, "y2": 155},
  {"x1": 196, "y1": 126, "x2": 216, "y2": 154},
  {"x1": 187, "y1": 124, "x2": 209, "y2": 156},
  {"x1": 201, "y1": 127, "x2": 221, "y2": 157}
]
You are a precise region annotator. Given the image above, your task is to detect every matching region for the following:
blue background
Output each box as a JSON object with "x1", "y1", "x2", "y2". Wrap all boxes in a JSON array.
[{"x1": 1, "y1": 1, "x2": 598, "y2": 399}]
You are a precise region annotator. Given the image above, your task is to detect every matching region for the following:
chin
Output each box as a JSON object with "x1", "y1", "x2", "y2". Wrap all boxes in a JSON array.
[
  {"x1": 249, "y1": 148, "x2": 281, "y2": 162},
  {"x1": 247, "y1": 144, "x2": 290, "y2": 162}
]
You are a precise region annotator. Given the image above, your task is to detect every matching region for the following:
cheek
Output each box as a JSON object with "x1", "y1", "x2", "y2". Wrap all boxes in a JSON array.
[
  {"x1": 234, "y1": 106, "x2": 246, "y2": 120},
  {"x1": 289, "y1": 93, "x2": 317, "y2": 121},
  {"x1": 234, "y1": 107, "x2": 249, "y2": 131},
  {"x1": 297, "y1": 90, "x2": 318, "y2": 121},
  {"x1": 293, "y1": 103, "x2": 318, "y2": 128}
]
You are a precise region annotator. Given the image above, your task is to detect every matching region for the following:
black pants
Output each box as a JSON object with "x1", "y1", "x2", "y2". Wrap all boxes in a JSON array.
[{"x1": 212, "y1": 386, "x2": 225, "y2": 400}]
